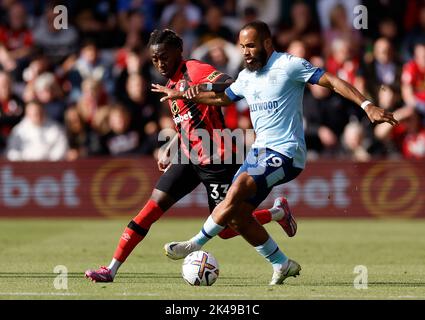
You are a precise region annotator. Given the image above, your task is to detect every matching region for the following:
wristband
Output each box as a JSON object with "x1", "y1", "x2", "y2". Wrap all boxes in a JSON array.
[
  {"x1": 361, "y1": 100, "x2": 372, "y2": 110},
  {"x1": 205, "y1": 83, "x2": 213, "y2": 91}
]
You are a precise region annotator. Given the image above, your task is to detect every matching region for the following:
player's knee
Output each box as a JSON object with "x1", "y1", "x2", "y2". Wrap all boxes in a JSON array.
[
  {"x1": 226, "y1": 184, "x2": 246, "y2": 204},
  {"x1": 150, "y1": 189, "x2": 174, "y2": 211}
]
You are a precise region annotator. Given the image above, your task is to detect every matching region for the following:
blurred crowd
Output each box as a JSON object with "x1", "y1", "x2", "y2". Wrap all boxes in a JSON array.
[{"x1": 0, "y1": 0, "x2": 425, "y2": 162}]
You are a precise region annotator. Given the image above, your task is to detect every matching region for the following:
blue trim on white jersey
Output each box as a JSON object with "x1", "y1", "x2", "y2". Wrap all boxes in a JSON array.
[
  {"x1": 307, "y1": 68, "x2": 325, "y2": 84},
  {"x1": 225, "y1": 87, "x2": 243, "y2": 102}
]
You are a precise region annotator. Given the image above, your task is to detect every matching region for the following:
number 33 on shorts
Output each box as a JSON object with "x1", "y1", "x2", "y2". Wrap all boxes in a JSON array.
[{"x1": 209, "y1": 183, "x2": 229, "y2": 201}]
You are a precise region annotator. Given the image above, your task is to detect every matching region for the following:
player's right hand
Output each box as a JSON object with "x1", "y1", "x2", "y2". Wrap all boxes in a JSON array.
[
  {"x1": 157, "y1": 154, "x2": 171, "y2": 172},
  {"x1": 151, "y1": 83, "x2": 182, "y2": 102},
  {"x1": 364, "y1": 104, "x2": 398, "y2": 125}
]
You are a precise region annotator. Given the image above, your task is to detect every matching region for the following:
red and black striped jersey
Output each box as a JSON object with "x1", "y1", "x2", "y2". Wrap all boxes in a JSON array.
[{"x1": 166, "y1": 60, "x2": 237, "y2": 165}]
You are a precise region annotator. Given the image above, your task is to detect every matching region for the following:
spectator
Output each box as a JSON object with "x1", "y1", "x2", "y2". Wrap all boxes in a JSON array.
[
  {"x1": 401, "y1": 42, "x2": 425, "y2": 115},
  {"x1": 160, "y1": 0, "x2": 202, "y2": 29},
  {"x1": 236, "y1": 0, "x2": 281, "y2": 28},
  {"x1": 322, "y1": 3, "x2": 363, "y2": 58},
  {"x1": 67, "y1": 40, "x2": 114, "y2": 101},
  {"x1": 375, "y1": 106, "x2": 425, "y2": 159},
  {"x1": 274, "y1": 1, "x2": 322, "y2": 57},
  {"x1": 0, "y1": 71, "x2": 24, "y2": 152},
  {"x1": 326, "y1": 38, "x2": 360, "y2": 87},
  {"x1": 114, "y1": 32, "x2": 143, "y2": 74},
  {"x1": 121, "y1": 73, "x2": 158, "y2": 137},
  {"x1": 317, "y1": 0, "x2": 360, "y2": 31},
  {"x1": 6, "y1": 100, "x2": 68, "y2": 161},
  {"x1": 368, "y1": 84, "x2": 403, "y2": 158},
  {"x1": 117, "y1": 0, "x2": 155, "y2": 33},
  {"x1": 191, "y1": 38, "x2": 242, "y2": 78},
  {"x1": 30, "y1": 72, "x2": 66, "y2": 123},
  {"x1": 0, "y1": 0, "x2": 423, "y2": 163},
  {"x1": 76, "y1": 77, "x2": 108, "y2": 126},
  {"x1": 64, "y1": 105, "x2": 102, "y2": 160},
  {"x1": 33, "y1": 1, "x2": 79, "y2": 66},
  {"x1": 100, "y1": 104, "x2": 142, "y2": 156},
  {"x1": 74, "y1": 0, "x2": 120, "y2": 48},
  {"x1": 21, "y1": 55, "x2": 51, "y2": 100},
  {"x1": 376, "y1": 18, "x2": 401, "y2": 54},
  {"x1": 168, "y1": 11, "x2": 197, "y2": 59},
  {"x1": 116, "y1": 8, "x2": 152, "y2": 47},
  {"x1": 401, "y1": 5, "x2": 425, "y2": 62},
  {"x1": 194, "y1": 6, "x2": 235, "y2": 46},
  {"x1": 362, "y1": 0, "x2": 407, "y2": 42},
  {"x1": 303, "y1": 82, "x2": 347, "y2": 158},
  {"x1": 360, "y1": 37, "x2": 402, "y2": 102},
  {"x1": 114, "y1": 48, "x2": 151, "y2": 102},
  {"x1": 0, "y1": 2, "x2": 34, "y2": 77},
  {"x1": 341, "y1": 120, "x2": 371, "y2": 162},
  {"x1": 287, "y1": 40, "x2": 308, "y2": 59}
]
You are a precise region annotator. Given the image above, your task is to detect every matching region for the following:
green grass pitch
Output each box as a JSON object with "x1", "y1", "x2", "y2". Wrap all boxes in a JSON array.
[{"x1": 0, "y1": 218, "x2": 424, "y2": 300}]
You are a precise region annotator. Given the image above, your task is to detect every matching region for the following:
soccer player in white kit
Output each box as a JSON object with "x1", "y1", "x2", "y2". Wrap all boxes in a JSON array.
[{"x1": 154, "y1": 21, "x2": 398, "y2": 285}]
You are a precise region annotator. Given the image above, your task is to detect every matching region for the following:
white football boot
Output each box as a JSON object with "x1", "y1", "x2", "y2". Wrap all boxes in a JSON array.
[
  {"x1": 164, "y1": 241, "x2": 201, "y2": 260},
  {"x1": 269, "y1": 259, "x2": 302, "y2": 285}
]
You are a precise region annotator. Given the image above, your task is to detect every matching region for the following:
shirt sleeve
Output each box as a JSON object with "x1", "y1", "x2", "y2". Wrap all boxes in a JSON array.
[
  {"x1": 285, "y1": 55, "x2": 325, "y2": 84},
  {"x1": 225, "y1": 75, "x2": 244, "y2": 102},
  {"x1": 187, "y1": 60, "x2": 232, "y2": 84}
]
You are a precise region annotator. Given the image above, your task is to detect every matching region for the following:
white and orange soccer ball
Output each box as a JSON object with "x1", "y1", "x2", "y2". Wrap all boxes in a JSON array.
[{"x1": 181, "y1": 251, "x2": 219, "y2": 286}]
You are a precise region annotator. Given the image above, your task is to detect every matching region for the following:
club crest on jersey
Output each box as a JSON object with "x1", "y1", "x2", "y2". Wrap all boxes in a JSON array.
[
  {"x1": 171, "y1": 100, "x2": 180, "y2": 115},
  {"x1": 178, "y1": 80, "x2": 188, "y2": 92},
  {"x1": 302, "y1": 60, "x2": 313, "y2": 70},
  {"x1": 207, "y1": 71, "x2": 221, "y2": 81}
]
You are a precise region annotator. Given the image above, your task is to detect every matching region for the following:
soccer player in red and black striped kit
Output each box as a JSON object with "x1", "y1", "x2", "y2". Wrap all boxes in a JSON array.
[{"x1": 85, "y1": 29, "x2": 296, "y2": 282}]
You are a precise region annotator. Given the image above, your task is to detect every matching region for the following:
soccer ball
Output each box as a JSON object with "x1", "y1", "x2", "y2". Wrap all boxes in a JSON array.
[{"x1": 182, "y1": 251, "x2": 219, "y2": 286}]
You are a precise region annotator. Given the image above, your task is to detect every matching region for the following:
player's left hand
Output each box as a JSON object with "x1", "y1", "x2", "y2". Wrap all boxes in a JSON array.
[
  {"x1": 364, "y1": 104, "x2": 398, "y2": 126},
  {"x1": 151, "y1": 84, "x2": 182, "y2": 102}
]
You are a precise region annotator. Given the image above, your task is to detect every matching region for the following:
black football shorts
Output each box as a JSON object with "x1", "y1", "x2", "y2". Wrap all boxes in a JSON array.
[{"x1": 155, "y1": 163, "x2": 240, "y2": 212}]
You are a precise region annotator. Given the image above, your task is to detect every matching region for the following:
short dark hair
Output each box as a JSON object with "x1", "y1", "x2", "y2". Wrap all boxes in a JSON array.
[
  {"x1": 148, "y1": 29, "x2": 183, "y2": 50},
  {"x1": 240, "y1": 21, "x2": 272, "y2": 42}
]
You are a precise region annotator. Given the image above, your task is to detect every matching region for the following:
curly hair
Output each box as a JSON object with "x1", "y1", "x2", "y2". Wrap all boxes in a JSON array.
[{"x1": 148, "y1": 29, "x2": 183, "y2": 50}]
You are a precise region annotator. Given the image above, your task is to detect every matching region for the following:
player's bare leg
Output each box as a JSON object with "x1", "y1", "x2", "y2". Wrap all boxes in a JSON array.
[
  {"x1": 85, "y1": 189, "x2": 175, "y2": 282},
  {"x1": 164, "y1": 173, "x2": 301, "y2": 285}
]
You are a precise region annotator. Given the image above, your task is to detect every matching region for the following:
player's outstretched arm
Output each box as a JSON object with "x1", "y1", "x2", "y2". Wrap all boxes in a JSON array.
[
  {"x1": 151, "y1": 82, "x2": 234, "y2": 106},
  {"x1": 183, "y1": 83, "x2": 234, "y2": 106},
  {"x1": 317, "y1": 72, "x2": 398, "y2": 126}
]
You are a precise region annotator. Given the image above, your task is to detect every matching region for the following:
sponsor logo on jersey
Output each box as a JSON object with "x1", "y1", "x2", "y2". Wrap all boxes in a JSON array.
[
  {"x1": 207, "y1": 71, "x2": 221, "y2": 82},
  {"x1": 249, "y1": 100, "x2": 278, "y2": 113},
  {"x1": 173, "y1": 111, "x2": 193, "y2": 124}
]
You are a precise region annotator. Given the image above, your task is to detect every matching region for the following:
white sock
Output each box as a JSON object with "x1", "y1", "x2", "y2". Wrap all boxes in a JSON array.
[
  {"x1": 190, "y1": 215, "x2": 225, "y2": 246},
  {"x1": 273, "y1": 258, "x2": 289, "y2": 272},
  {"x1": 107, "y1": 258, "x2": 122, "y2": 277}
]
